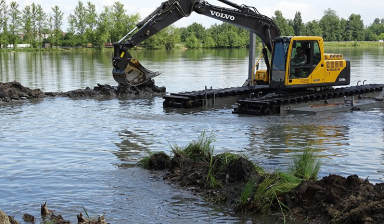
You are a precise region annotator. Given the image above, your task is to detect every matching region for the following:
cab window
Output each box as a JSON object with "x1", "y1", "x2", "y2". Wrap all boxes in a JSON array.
[{"x1": 290, "y1": 41, "x2": 310, "y2": 79}]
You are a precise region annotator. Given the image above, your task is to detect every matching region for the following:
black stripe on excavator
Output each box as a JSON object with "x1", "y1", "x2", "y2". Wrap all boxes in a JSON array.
[{"x1": 335, "y1": 60, "x2": 351, "y2": 85}]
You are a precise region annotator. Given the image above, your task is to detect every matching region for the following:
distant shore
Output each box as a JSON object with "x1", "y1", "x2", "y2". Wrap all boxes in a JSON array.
[{"x1": 0, "y1": 41, "x2": 383, "y2": 53}]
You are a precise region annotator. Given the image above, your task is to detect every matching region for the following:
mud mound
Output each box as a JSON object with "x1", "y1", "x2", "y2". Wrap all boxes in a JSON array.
[
  {"x1": 146, "y1": 151, "x2": 384, "y2": 223},
  {"x1": 50, "y1": 79, "x2": 165, "y2": 98},
  {"x1": 160, "y1": 152, "x2": 259, "y2": 202},
  {"x1": 282, "y1": 174, "x2": 384, "y2": 223},
  {"x1": 0, "y1": 80, "x2": 166, "y2": 102},
  {"x1": 0, "y1": 81, "x2": 45, "y2": 102}
]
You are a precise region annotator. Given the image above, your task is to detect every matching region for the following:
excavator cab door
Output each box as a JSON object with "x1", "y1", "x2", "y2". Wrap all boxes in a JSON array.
[
  {"x1": 287, "y1": 39, "x2": 323, "y2": 88},
  {"x1": 269, "y1": 37, "x2": 290, "y2": 89}
]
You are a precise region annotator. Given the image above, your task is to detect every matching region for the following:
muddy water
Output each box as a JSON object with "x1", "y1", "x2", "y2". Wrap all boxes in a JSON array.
[{"x1": 0, "y1": 48, "x2": 384, "y2": 223}]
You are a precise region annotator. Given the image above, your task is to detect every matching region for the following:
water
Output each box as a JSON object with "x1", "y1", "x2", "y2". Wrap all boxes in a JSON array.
[{"x1": 0, "y1": 47, "x2": 384, "y2": 223}]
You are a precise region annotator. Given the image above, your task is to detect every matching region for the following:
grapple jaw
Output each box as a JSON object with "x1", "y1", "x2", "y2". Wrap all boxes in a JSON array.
[{"x1": 112, "y1": 51, "x2": 160, "y2": 86}]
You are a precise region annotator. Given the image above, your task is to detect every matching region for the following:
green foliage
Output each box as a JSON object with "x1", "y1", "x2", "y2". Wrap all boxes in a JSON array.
[
  {"x1": 289, "y1": 147, "x2": 321, "y2": 180},
  {"x1": 173, "y1": 131, "x2": 215, "y2": 162},
  {"x1": 240, "y1": 178, "x2": 257, "y2": 206},
  {"x1": 320, "y1": 8, "x2": 342, "y2": 41},
  {"x1": 273, "y1": 10, "x2": 294, "y2": 36},
  {"x1": 293, "y1": 11, "x2": 305, "y2": 36},
  {"x1": 251, "y1": 171, "x2": 300, "y2": 220},
  {"x1": 185, "y1": 33, "x2": 200, "y2": 49},
  {"x1": 305, "y1": 20, "x2": 323, "y2": 36},
  {"x1": 141, "y1": 26, "x2": 180, "y2": 49},
  {"x1": 245, "y1": 148, "x2": 321, "y2": 217}
]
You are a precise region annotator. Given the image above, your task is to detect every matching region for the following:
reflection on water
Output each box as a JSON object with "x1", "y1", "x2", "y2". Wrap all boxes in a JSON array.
[{"x1": 0, "y1": 48, "x2": 384, "y2": 223}]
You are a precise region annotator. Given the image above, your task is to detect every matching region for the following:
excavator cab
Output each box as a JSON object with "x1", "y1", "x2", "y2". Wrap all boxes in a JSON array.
[{"x1": 269, "y1": 36, "x2": 350, "y2": 89}]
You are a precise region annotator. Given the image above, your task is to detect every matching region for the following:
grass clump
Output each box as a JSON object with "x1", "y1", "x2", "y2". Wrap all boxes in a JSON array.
[
  {"x1": 289, "y1": 147, "x2": 321, "y2": 180},
  {"x1": 171, "y1": 130, "x2": 216, "y2": 162},
  {"x1": 239, "y1": 147, "x2": 321, "y2": 220}
]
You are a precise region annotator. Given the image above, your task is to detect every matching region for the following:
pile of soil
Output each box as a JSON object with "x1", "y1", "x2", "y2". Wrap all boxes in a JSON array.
[
  {"x1": 148, "y1": 153, "x2": 384, "y2": 223},
  {"x1": 161, "y1": 152, "x2": 257, "y2": 202},
  {"x1": 0, "y1": 80, "x2": 166, "y2": 102},
  {"x1": 0, "y1": 81, "x2": 45, "y2": 101},
  {"x1": 283, "y1": 174, "x2": 384, "y2": 223}
]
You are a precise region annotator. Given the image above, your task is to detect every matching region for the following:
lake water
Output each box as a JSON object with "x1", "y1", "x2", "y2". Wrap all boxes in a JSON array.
[{"x1": 0, "y1": 47, "x2": 384, "y2": 223}]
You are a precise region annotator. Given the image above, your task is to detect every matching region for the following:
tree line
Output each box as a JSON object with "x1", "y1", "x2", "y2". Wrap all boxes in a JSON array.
[{"x1": 0, "y1": 0, "x2": 384, "y2": 50}]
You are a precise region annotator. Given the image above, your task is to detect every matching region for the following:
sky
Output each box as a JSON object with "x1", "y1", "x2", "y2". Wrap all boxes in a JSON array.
[{"x1": 10, "y1": 0, "x2": 384, "y2": 30}]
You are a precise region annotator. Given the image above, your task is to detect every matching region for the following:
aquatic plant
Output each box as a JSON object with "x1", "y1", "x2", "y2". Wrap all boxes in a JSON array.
[
  {"x1": 175, "y1": 130, "x2": 216, "y2": 162},
  {"x1": 289, "y1": 147, "x2": 321, "y2": 180}
]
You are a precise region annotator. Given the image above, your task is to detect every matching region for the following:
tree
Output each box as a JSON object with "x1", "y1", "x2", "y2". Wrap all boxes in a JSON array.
[
  {"x1": 51, "y1": 5, "x2": 64, "y2": 46},
  {"x1": 84, "y1": 1, "x2": 97, "y2": 45},
  {"x1": 272, "y1": 10, "x2": 294, "y2": 36},
  {"x1": 305, "y1": 20, "x2": 323, "y2": 36},
  {"x1": 340, "y1": 18, "x2": 349, "y2": 41},
  {"x1": 22, "y1": 5, "x2": 33, "y2": 46},
  {"x1": 347, "y1": 14, "x2": 365, "y2": 41},
  {"x1": 293, "y1": 11, "x2": 305, "y2": 36},
  {"x1": 95, "y1": 5, "x2": 113, "y2": 48},
  {"x1": 70, "y1": 1, "x2": 87, "y2": 45},
  {"x1": 35, "y1": 4, "x2": 47, "y2": 48},
  {"x1": 110, "y1": 1, "x2": 128, "y2": 42},
  {"x1": 319, "y1": 8, "x2": 342, "y2": 41},
  {"x1": 162, "y1": 26, "x2": 180, "y2": 49},
  {"x1": 185, "y1": 33, "x2": 200, "y2": 49},
  {"x1": 0, "y1": 0, "x2": 8, "y2": 48},
  {"x1": 8, "y1": 1, "x2": 21, "y2": 48},
  {"x1": 186, "y1": 22, "x2": 206, "y2": 41},
  {"x1": 203, "y1": 34, "x2": 216, "y2": 48}
]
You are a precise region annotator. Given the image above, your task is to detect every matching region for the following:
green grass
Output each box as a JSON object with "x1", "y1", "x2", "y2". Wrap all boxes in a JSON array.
[
  {"x1": 170, "y1": 130, "x2": 216, "y2": 162},
  {"x1": 240, "y1": 178, "x2": 258, "y2": 206},
  {"x1": 242, "y1": 147, "x2": 321, "y2": 219},
  {"x1": 324, "y1": 41, "x2": 384, "y2": 47},
  {"x1": 289, "y1": 147, "x2": 321, "y2": 180}
]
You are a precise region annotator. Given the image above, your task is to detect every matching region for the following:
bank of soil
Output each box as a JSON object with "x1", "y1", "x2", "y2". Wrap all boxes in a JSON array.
[
  {"x1": 148, "y1": 152, "x2": 384, "y2": 224},
  {"x1": 0, "y1": 80, "x2": 165, "y2": 102}
]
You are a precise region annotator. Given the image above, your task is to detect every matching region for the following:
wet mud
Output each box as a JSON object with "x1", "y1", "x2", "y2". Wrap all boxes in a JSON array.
[
  {"x1": 0, "y1": 80, "x2": 165, "y2": 102},
  {"x1": 283, "y1": 174, "x2": 384, "y2": 223},
  {"x1": 148, "y1": 153, "x2": 384, "y2": 224}
]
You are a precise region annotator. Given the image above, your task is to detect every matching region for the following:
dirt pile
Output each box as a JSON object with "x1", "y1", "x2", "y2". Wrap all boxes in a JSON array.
[
  {"x1": 0, "y1": 80, "x2": 166, "y2": 102},
  {"x1": 0, "y1": 81, "x2": 45, "y2": 102},
  {"x1": 147, "y1": 151, "x2": 259, "y2": 202},
  {"x1": 146, "y1": 152, "x2": 384, "y2": 224},
  {"x1": 283, "y1": 174, "x2": 384, "y2": 223}
]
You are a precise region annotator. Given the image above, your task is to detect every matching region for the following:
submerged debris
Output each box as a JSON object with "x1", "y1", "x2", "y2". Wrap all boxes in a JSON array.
[
  {"x1": 0, "y1": 202, "x2": 107, "y2": 224},
  {"x1": 0, "y1": 80, "x2": 166, "y2": 102}
]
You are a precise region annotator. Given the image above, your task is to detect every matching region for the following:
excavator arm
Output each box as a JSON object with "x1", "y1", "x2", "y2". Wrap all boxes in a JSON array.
[{"x1": 112, "y1": 0, "x2": 281, "y2": 86}]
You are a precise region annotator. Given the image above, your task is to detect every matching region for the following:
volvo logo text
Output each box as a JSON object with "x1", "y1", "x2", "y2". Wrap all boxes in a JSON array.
[{"x1": 210, "y1": 10, "x2": 235, "y2": 21}]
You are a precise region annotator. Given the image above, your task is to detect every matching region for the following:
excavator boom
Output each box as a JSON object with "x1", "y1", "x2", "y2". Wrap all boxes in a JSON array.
[{"x1": 112, "y1": 0, "x2": 280, "y2": 86}]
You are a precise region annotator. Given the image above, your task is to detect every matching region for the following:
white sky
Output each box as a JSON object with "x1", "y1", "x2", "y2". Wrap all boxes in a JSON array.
[{"x1": 10, "y1": 0, "x2": 384, "y2": 30}]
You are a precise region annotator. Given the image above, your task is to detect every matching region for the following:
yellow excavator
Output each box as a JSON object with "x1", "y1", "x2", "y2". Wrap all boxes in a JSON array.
[{"x1": 112, "y1": 0, "x2": 350, "y2": 90}]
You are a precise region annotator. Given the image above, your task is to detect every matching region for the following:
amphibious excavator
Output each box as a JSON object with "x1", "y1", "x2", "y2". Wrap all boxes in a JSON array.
[{"x1": 112, "y1": 0, "x2": 350, "y2": 90}]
